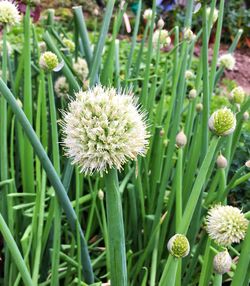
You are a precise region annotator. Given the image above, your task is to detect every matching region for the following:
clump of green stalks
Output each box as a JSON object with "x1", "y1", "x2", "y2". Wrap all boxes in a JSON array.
[{"x1": 0, "y1": 0, "x2": 250, "y2": 285}]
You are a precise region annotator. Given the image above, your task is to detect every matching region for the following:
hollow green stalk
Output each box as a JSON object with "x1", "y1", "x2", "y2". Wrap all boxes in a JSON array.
[
  {"x1": 23, "y1": 4, "x2": 35, "y2": 195},
  {"x1": 104, "y1": 168, "x2": 127, "y2": 286},
  {"x1": 47, "y1": 72, "x2": 61, "y2": 286},
  {"x1": 0, "y1": 213, "x2": 33, "y2": 286},
  {"x1": 0, "y1": 78, "x2": 94, "y2": 284}
]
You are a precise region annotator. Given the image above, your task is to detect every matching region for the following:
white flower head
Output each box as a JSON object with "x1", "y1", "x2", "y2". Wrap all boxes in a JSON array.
[
  {"x1": 206, "y1": 205, "x2": 248, "y2": 246},
  {"x1": 208, "y1": 107, "x2": 236, "y2": 136},
  {"x1": 167, "y1": 234, "x2": 190, "y2": 258},
  {"x1": 152, "y1": 29, "x2": 171, "y2": 48},
  {"x1": 206, "y1": 7, "x2": 219, "y2": 24},
  {"x1": 213, "y1": 251, "x2": 232, "y2": 274},
  {"x1": 143, "y1": 9, "x2": 153, "y2": 21},
  {"x1": 62, "y1": 86, "x2": 149, "y2": 174},
  {"x1": 218, "y1": 53, "x2": 236, "y2": 70},
  {"x1": 176, "y1": 131, "x2": 187, "y2": 148},
  {"x1": 0, "y1": 1, "x2": 20, "y2": 26},
  {"x1": 73, "y1": 57, "x2": 89, "y2": 82},
  {"x1": 54, "y1": 76, "x2": 69, "y2": 98}
]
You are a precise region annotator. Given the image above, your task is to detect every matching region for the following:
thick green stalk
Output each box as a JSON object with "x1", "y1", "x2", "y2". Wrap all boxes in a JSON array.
[
  {"x1": 23, "y1": 5, "x2": 35, "y2": 194},
  {"x1": 179, "y1": 136, "x2": 219, "y2": 234},
  {"x1": 104, "y1": 168, "x2": 127, "y2": 286},
  {"x1": 47, "y1": 72, "x2": 61, "y2": 286},
  {"x1": 0, "y1": 78, "x2": 94, "y2": 284},
  {"x1": 0, "y1": 213, "x2": 33, "y2": 286},
  {"x1": 201, "y1": 3, "x2": 210, "y2": 160},
  {"x1": 89, "y1": 0, "x2": 116, "y2": 86},
  {"x1": 209, "y1": 0, "x2": 225, "y2": 91},
  {"x1": 231, "y1": 223, "x2": 250, "y2": 286},
  {"x1": 213, "y1": 274, "x2": 222, "y2": 286},
  {"x1": 1, "y1": 25, "x2": 10, "y2": 286},
  {"x1": 176, "y1": 148, "x2": 183, "y2": 229}
]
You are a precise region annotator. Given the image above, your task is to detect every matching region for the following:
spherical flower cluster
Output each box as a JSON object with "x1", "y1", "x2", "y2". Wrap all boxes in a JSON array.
[
  {"x1": 62, "y1": 86, "x2": 149, "y2": 174},
  {"x1": 39, "y1": 51, "x2": 59, "y2": 71},
  {"x1": 167, "y1": 234, "x2": 190, "y2": 258},
  {"x1": 143, "y1": 9, "x2": 153, "y2": 21},
  {"x1": 208, "y1": 107, "x2": 236, "y2": 136},
  {"x1": 206, "y1": 7, "x2": 219, "y2": 24},
  {"x1": 54, "y1": 76, "x2": 69, "y2": 98},
  {"x1": 218, "y1": 53, "x2": 236, "y2": 70},
  {"x1": 0, "y1": 1, "x2": 21, "y2": 26},
  {"x1": 206, "y1": 205, "x2": 248, "y2": 246},
  {"x1": 229, "y1": 86, "x2": 245, "y2": 104},
  {"x1": 185, "y1": 70, "x2": 195, "y2": 80},
  {"x1": 73, "y1": 57, "x2": 89, "y2": 82},
  {"x1": 183, "y1": 27, "x2": 196, "y2": 41},
  {"x1": 63, "y1": 38, "x2": 75, "y2": 53},
  {"x1": 152, "y1": 29, "x2": 171, "y2": 48},
  {"x1": 213, "y1": 251, "x2": 232, "y2": 274}
]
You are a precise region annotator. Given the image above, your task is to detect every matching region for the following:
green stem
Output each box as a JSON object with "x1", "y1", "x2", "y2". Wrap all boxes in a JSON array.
[
  {"x1": 179, "y1": 136, "x2": 219, "y2": 234},
  {"x1": 23, "y1": 4, "x2": 35, "y2": 194},
  {"x1": 0, "y1": 78, "x2": 94, "y2": 284},
  {"x1": 47, "y1": 72, "x2": 61, "y2": 286},
  {"x1": 104, "y1": 168, "x2": 127, "y2": 286},
  {"x1": 213, "y1": 274, "x2": 222, "y2": 286},
  {"x1": 0, "y1": 213, "x2": 33, "y2": 286}
]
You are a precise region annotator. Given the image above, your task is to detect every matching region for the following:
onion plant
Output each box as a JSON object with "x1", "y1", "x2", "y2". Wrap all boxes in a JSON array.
[{"x1": 0, "y1": 0, "x2": 249, "y2": 285}]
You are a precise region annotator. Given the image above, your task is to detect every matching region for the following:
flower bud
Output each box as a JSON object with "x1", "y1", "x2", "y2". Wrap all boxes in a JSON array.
[
  {"x1": 183, "y1": 27, "x2": 196, "y2": 41},
  {"x1": 245, "y1": 160, "x2": 250, "y2": 168},
  {"x1": 143, "y1": 9, "x2": 153, "y2": 21},
  {"x1": 98, "y1": 190, "x2": 104, "y2": 200},
  {"x1": 213, "y1": 251, "x2": 232, "y2": 274},
  {"x1": 216, "y1": 154, "x2": 227, "y2": 169},
  {"x1": 196, "y1": 103, "x2": 203, "y2": 112},
  {"x1": 229, "y1": 86, "x2": 245, "y2": 104},
  {"x1": 157, "y1": 18, "x2": 164, "y2": 29},
  {"x1": 185, "y1": 70, "x2": 195, "y2": 80},
  {"x1": 208, "y1": 107, "x2": 236, "y2": 136},
  {"x1": 206, "y1": 7, "x2": 218, "y2": 24},
  {"x1": 63, "y1": 39, "x2": 75, "y2": 53},
  {"x1": 167, "y1": 234, "x2": 190, "y2": 258},
  {"x1": 188, "y1": 89, "x2": 197, "y2": 99},
  {"x1": 176, "y1": 131, "x2": 187, "y2": 148},
  {"x1": 39, "y1": 51, "x2": 59, "y2": 71},
  {"x1": 243, "y1": 112, "x2": 249, "y2": 121},
  {"x1": 16, "y1": 98, "x2": 23, "y2": 108}
]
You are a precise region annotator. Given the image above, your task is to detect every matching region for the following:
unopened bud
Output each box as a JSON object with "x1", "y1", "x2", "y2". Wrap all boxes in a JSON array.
[
  {"x1": 245, "y1": 160, "x2": 250, "y2": 168},
  {"x1": 176, "y1": 131, "x2": 187, "y2": 148},
  {"x1": 189, "y1": 88, "x2": 197, "y2": 99},
  {"x1": 216, "y1": 154, "x2": 227, "y2": 169},
  {"x1": 213, "y1": 251, "x2": 232, "y2": 274},
  {"x1": 98, "y1": 190, "x2": 104, "y2": 200},
  {"x1": 196, "y1": 103, "x2": 203, "y2": 112},
  {"x1": 157, "y1": 18, "x2": 164, "y2": 29},
  {"x1": 243, "y1": 111, "x2": 249, "y2": 121}
]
